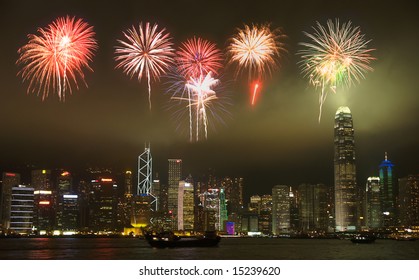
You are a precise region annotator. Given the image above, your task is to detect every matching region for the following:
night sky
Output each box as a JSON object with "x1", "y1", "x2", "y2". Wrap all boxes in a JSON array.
[{"x1": 1, "y1": 0, "x2": 419, "y2": 196}]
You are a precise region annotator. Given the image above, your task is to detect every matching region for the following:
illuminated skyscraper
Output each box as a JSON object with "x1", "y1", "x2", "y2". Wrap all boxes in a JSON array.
[
  {"x1": 272, "y1": 185, "x2": 291, "y2": 235},
  {"x1": 177, "y1": 180, "x2": 194, "y2": 230},
  {"x1": 223, "y1": 177, "x2": 243, "y2": 227},
  {"x1": 259, "y1": 195, "x2": 272, "y2": 234},
  {"x1": 365, "y1": 177, "x2": 382, "y2": 229},
  {"x1": 90, "y1": 178, "x2": 118, "y2": 232},
  {"x1": 334, "y1": 106, "x2": 358, "y2": 232},
  {"x1": 124, "y1": 171, "x2": 133, "y2": 197},
  {"x1": 379, "y1": 153, "x2": 397, "y2": 228},
  {"x1": 56, "y1": 171, "x2": 79, "y2": 232},
  {"x1": 168, "y1": 159, "x2": 182, "y2": 229},
  {"x1": 31, "y1": 170, "x2": 54, "y2": 234}
]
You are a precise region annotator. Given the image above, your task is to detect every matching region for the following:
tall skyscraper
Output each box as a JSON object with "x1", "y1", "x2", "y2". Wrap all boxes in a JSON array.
[
  {"x1": 56, "y1": 171, "x2": 78, "y2": 232},
  {"x1": 1, "y1": 172, "x2": 21, "y2": 231},
  {"x1": 334, "y1": 106, "x2": 358, "y2": 232},
  {"x1": 365, "y1": 177, "x2": 382, "y2": 229},
  {"x1": 259, "y1": 195, "x2": 272, "y2": 234},
  {"x1": 223, "y1": 177, "x2": 243, "y2": 227},
  {"x1": 272, "y1": 185, "x2": 291, "y2": 235},
  {"x1": 177, "y1": 180, "x2": 194, "y2": 230},
  {"x1": 168, "y1": 159, "x2": 182, "y2": 229},
  {"x1": 379, "y1": 153, "x2": 397, "y2": 228},
  {"x1": 124, "y1": 171, "x2": 133, "y2": 197},
  {"x1": 90, "y1": 177, "x2": 118, "y2": 232}
]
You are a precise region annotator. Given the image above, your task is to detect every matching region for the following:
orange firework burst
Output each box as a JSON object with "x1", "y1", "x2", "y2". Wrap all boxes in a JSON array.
[
  {"x1": 17, "y1": 16, "x2": 97, "y2": 101},
  {"x1": 227, "y1": 23, "x2": 286, "y2": 105}
]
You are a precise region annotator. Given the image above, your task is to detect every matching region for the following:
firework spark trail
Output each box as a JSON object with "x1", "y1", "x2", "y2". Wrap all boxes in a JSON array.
[
  {"x1": 171, "y1": 72, "x2": 219, "y2": 141},
  {"x1": 251, "y1": 82, "x2": 260, "y2": 105},
  {"x1": 17, "y1": 16, "x2": 97, "y2": 101},
  {"x1": 298, "y1": 19, "x2": 375, "y2": 122},
  {"x1": 227, "y1": 23, "x2": 285, "y2": 105},
  {"x1": 115, "y1": 22, "x2": 175, "y2": 110}
]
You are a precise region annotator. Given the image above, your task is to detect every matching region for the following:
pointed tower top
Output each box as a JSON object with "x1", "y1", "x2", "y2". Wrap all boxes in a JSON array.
[{"x1": 385, "y1": 152, "x2": 388, "y2": 161}]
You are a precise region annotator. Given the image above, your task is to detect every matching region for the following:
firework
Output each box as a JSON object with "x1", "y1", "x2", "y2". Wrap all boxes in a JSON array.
[
  {"x1": 17, "y1": 16, "x2": 97, "y2": 101},
  {"x1": 176, "y1": 37, "x2": 223, "y2": 78},
  {"x1": 115, "y1": 22, "x2": 175, "y2": 109},
  {"x1": 251, "y1": 82, "x2": 260, "y2": 105},
  {"x1": 170, "y1": 71, "x2": 231, "y2": 142},
  {"x1": 227, "y1": 23, "x2": 285, "y2": 105},
  {"x1": 298, "y1": 19, "x2": 375, "y2": 122}
]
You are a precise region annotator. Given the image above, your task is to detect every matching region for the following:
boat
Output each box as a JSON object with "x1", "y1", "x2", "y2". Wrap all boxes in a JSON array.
[
  {"x1": 143, "y1": 230, "x2": 221, "y2": 248},
  {"x1": 351, "y1": 234, "x2": 376, "y2": 244}
]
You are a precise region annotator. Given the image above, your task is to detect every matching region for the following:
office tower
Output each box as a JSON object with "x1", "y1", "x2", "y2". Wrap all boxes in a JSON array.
[
  {"x1": 78, "y1": 179, "x2": 90, "y2": 231},
  {"x1": 31, "y1": 169, "x2": 54, "y2": 233},
  {"x1": 55, "y1": 171, "x2": 78, "y2": 232},
  {"x1": 223, "y1": 177, "x2": 244, "y2": 229},
  {"x1": 365, "y1": 177, "x2": 382, "y2": 229},
  {"x1": 219, "y1": 188, "x2": 227, "y2": 230},
  {"x1": 379, "y1": 153, "x2": 397, "y2": 228},
  {"x1": 297, "y1": 184, "x2": 329, "y2": 232},
  {"x1": 152, "y1": 174, "x2": 161, "y2": 211},
  {"x1": 33, "y1": 190, "x2": 54, "y2": 234},
  {"x1": 124, "y1": 171, "x2": 133, "y2": 197},
  {"x1": 259, "y1": 195, "x2": 272, "y2": 234},
  {"x1": 289, "y1": 188, "x2": 299, "y2": 233},
  {"x1": 334, "y1": 106, "x2": 358, "y2": 232},
  {"x1": 31, "y1": 170, "x2": 52, "y2": 191},
  {"x1": 56, "y1": 194, "x2": 79, "y2": 233},
  {"x1": 398, "y1": 175, "x2": 419, "y2": 228},
  {"x1": 177, "y1": 180, "x2": 194, "y2": 230},
  {"x1": 90, "y1": 177, "x2": 118, "y2": 232},
  {"x1": 9, "y1": 185, "x2": 34, "y2": 235},
  {"x1": 117, "y1": 171, "x2": 134, "y2": 229},
  {"x1": 272, "y1": 185, "x2": 291, "y2": 235},
  {"x1": 1, "y1": 172, "x2": 21, "y2": 231},
  {"x1": 199, "y1": 188, "x2": 221, "y2": 231},
  {"x1": 168, "y1": 159, "x2": 182, "y2": 229}
]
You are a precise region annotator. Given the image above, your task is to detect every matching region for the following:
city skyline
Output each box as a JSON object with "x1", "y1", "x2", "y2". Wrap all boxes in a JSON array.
[{"x1": 1, "y1": 0, "x2": 419, "y2": 197}]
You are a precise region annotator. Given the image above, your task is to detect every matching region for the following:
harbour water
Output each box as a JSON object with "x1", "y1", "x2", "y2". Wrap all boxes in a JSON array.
[{"x1": 1, "y1": 237, "x2": 418, "y2": 260}]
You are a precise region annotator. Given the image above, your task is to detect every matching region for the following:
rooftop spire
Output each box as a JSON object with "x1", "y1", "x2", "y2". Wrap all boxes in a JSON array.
[{"x1": 385, "y1": 152, "x2": 388, "y2": 161}]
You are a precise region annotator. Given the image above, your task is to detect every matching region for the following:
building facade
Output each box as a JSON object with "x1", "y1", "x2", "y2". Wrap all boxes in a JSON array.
[
  {"x1": 272, "y1": 185, "x2": 291, "y2": 235},
  {"x1": 334, "y1": 106, "x2": 358, "y2": 232},
  {"x1": 365, "y1": 177, "x2": 382, "y2": 229},
  {"x1": 1, "y1": 172, "x2": 21, "y2": 231},
  {"x1": 168, "y1": 159, "x2": 182, "y2": 229},
  {"x1": 379, "y1": 153, "x2": 397, "y2": 228},
  {"x1": 9, "y1": 185, "x2": 34, "y2": 235}
]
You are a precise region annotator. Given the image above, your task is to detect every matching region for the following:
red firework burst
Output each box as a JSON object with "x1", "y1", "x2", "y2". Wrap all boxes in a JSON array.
[
  {"x1": 176, "y1": 37, "x2": 223, "y2": 79},
  {"x1": 17, "y1": 16, "x2": 97, "y2": 101}
]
